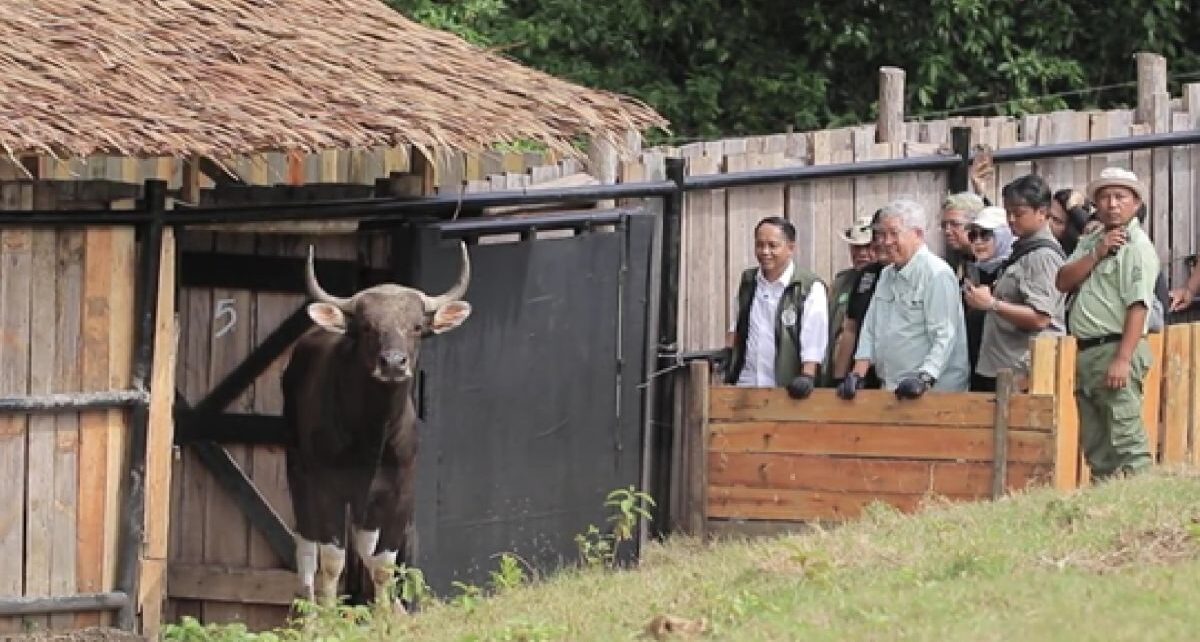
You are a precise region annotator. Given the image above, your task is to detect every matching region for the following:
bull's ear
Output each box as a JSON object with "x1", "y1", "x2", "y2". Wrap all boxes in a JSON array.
[
  {"x1": 429, "y1": 301, "x2": 471, "y2": 334},
  {"x1": 307, "y1": 302, "x2": 347, "y2": 334}
]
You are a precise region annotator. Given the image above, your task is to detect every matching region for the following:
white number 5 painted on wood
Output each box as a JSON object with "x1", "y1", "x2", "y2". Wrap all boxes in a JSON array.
[{"x1": 214, "y1": 298, "x2": 238, "y2": 338}]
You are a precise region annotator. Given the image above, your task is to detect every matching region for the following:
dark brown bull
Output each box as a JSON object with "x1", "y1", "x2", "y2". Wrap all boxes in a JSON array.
[{"x1": 283, "y1": 243, "x2": 471, "y2": 608}]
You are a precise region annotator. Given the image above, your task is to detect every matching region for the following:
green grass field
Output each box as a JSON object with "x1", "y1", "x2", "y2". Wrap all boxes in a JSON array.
[{"x1": 167, "y1": 468, "x2": 1200, "y2": 642}]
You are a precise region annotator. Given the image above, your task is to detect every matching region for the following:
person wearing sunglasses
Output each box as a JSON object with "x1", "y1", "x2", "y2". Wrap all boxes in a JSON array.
[
  {"x1": 963, "y1": 175, "x2": 1066, "y2": 393},
  {"x1": 1055, "y1": 167, "x2": 1158, "y2": 480},
  {"x1": 960, "y1": 206, "x2": 1015, "y2": 386}
]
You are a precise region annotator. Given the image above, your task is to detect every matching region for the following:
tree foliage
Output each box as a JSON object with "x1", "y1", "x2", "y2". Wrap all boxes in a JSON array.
[{"x1": 387, "y1": 0, "x2": 1200, "y2": 141}]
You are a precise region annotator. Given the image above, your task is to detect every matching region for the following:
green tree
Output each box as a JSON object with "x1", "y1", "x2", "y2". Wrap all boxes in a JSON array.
[{"x1": 387, "y1": 0, "x2": 1200, "y2": 140}]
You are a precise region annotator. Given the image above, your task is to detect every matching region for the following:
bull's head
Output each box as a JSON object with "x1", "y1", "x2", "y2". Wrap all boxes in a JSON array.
[{"x1": 304, "y1": 242, "x2": 472, "y2": 382}]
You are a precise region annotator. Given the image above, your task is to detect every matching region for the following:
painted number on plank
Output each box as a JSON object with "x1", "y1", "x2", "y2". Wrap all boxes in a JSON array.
[{"x1": 214, "y1": 298, "x2": 237, "y2": 338}]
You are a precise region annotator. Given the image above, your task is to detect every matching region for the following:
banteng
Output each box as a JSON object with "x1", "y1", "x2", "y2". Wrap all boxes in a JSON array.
[{"x1": 283, "y1": 243, "x2": 471, "y2": 608}]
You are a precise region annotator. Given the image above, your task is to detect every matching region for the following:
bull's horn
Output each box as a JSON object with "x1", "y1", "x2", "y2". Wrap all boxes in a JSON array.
[
  {"x1": 423, "y1": 241, "x2": 471, "y2": 312},
  {"x1": 305, "y1": 245, "x2": 353, "y2": 311}
]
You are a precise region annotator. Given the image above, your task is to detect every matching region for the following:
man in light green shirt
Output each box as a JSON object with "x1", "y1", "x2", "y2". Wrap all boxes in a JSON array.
[
  {"x1": 840, "y1": 199, "x2": 971, "y2": 399},
  {"x1": 1056, "y1": 167, "x2": 1159, "y2": 479}
]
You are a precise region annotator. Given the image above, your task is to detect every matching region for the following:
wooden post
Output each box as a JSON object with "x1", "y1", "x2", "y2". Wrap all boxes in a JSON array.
[
  {"x1": 1190, "y1": 323, "x2": 1200, "y2": 465},
  {"x1": 681, "y1": 360, "x2": 710, "y2": 537},
  {"x1": 1135, "y1": 52, "x2": 1168, "y2": 125},
  {"x1": 991, "y1": 370, "x2": 1013, "y2": 499},
  {"x1": 877, "y1": 67, "x2": 906, "y2": 144},
  {"x1": 1161, "y1": 324, "x2": 1191, "y2": 463}
]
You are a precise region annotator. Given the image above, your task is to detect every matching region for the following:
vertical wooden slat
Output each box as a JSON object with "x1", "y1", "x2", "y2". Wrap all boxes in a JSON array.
[
  {"x1": 1028, "y1": 336, "x2": 1058, "y2": 395},
  {"x1": 1149, "y1": 93, "x2": 1171, "y2": 265},
  {"x1": 139, "y1": 227, "x2": 177, "y2": 637},
  {"x1": 77, "y1": 225, "x2": 112, "y2": 627},
  {"x1": 725, "y1": 151, "x2": 786, "y2": 291},
  {"x1": 202, "y1": 235, "x2": 257, "y2": 627},
  {"x1": 0, "y1": 192, "x2": 31, "y2": 638},
  {"x1": 1141, "y1": 332, "x2": 1165, "y2": 459},
  {"x1": 50, "y1": 228, "x2": 83, "y2": 630},
  {"x1": 24, "y1": 223, "x2": 58, "y2": 631},
  {"x1": 682, "y1": 154, "x2": 725, "y2": 351},
  {"x1": 1161, "y1": 324, "x2": 1191, "y2": 463},
  {"x1": 104, "y1": 225, "x2": 136, "y2": 597},
  {"x1": 809, "y1": 132, "x2": 833, "y2": 282},
  {"x1": 1190, "y1": 323, "x2": 1200, "y2": 465},
  {"x1": 683, "y1": 360, "x2": 710, "y2": 536},
  {"x1": 991, "y1": 370, "x2": 1013, "y2": 499},
  {"x1": 1170, "y1": 112, "x2": 1194, "y2": 288},
  {"x1": 827, "y1": 131, "x2": 854, "y2": 281}
]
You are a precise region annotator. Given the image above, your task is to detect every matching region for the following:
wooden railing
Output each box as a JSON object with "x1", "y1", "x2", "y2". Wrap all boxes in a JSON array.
[{"x1": 673, "y1": 324, "x2": 1200, "y2": 535}]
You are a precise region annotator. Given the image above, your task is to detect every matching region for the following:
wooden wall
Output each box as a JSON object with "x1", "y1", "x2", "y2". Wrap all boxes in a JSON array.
[{"x1": 0, "y1": 185, "x2": 138, "y2": 633}]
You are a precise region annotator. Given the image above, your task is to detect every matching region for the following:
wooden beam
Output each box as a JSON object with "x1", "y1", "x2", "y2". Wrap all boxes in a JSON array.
[
  {"x1": 175, "y1": 412, "x2": 288, "y2": 445},
  {"x1": 167, "y1": 564, "x2": 296, "y2": 606},
  {"x1": 876, "y1": 67, "x2": 906, "y2": 144},
  {"x1": 681, "y1": 361, "x2": 709, "y2": 537},
  {"x1": 992, "y1": 370, "x2": 1013, "y2": 499}
]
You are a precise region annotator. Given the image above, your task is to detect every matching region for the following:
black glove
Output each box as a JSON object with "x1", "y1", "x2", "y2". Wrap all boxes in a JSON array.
[
  {"x1": 786, "y1": 374, "x2": 814, "y2": 399},
  {"x1": 894, "y1": 373, "x2": 933, "y2": 400},
  {"x1": 836, "y1": 373, "x2": 862, "y2": 400}
]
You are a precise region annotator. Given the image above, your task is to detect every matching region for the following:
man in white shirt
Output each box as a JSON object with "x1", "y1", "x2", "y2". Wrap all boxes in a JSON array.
[{"x1": 724, "y1": 217, "x2": 829, "y2": 398}]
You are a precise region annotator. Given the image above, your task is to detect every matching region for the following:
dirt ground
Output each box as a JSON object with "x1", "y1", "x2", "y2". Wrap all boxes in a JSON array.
[{"x1": 0, "y1": 628, "x2": 145, "y2": 642}]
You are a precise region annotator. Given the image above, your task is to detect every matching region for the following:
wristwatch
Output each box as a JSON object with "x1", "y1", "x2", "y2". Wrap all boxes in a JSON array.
[{"x1": 918, "y1": 372, "x2": 936, "y2": 387}]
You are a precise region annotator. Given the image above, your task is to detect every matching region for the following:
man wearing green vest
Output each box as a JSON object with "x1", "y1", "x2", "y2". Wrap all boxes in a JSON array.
[
  {"x1": 1056, "y1": 167, "x2": 1159, "y2": 479},
  {"x1": 725, "y1": 216, "x2": 828, "y2": 399},
  {"x1": 820, "y1": 216, "x2": 876, "y2": 387}
]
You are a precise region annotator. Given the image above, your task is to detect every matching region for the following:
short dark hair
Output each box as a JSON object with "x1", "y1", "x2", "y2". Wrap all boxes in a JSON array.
[
  {"x1": 754, "y1": 216, "x2": 796, "y2": 242},
  {"x1": 1001, "y1": 174, "x2": 1052, "y2": 210}
]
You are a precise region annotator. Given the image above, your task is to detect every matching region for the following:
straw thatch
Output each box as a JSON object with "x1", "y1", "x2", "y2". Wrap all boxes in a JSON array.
[{"x1": 0, "y1": 0, "x2": 667, "y2": 159}]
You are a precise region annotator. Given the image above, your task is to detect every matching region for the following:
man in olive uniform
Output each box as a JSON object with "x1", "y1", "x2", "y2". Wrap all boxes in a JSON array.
[
  {"x1": 1055, "y1": 167, "x2": 1159, "y2": 479},
  {"x1": 820, "y1": 216, "x2": 875, "y2": 386}
]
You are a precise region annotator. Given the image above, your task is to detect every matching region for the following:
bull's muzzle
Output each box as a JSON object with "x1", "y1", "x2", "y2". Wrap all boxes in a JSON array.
[{"x1": 376, "y1": 350, "x2": 411, "y2": 381}]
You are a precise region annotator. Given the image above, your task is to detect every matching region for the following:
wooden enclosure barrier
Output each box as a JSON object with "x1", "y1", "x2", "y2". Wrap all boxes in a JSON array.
[{"x1": 675, "y1": 326, "x2": 1200, "y2": 534}]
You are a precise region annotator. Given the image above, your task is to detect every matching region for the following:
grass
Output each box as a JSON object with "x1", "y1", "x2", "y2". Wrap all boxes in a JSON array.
[{"x1": 166, "y1": 468, "x2": 1200, "y2": 642}]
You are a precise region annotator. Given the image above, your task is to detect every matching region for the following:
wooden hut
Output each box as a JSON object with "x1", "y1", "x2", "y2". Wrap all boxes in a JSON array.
[{"x1": 0, "y1": 0, "x2": 664, "y2": 637}]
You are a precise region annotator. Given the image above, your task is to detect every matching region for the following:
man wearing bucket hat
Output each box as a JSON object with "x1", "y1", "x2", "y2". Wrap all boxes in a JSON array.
[
  {"x1": 1055, "y1": 167, "x2": 1159, "y2": 479},
  {"x1": 820, "y1": 216, "x2": 876, "y2": 386}
]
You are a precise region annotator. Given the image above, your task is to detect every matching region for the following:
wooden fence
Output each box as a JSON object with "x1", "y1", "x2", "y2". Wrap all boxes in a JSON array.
[
  {"x1": 0, "y1": 183, "x2": 176, "y2": 634},
  {"x1": 674, "y1": 325, "x2": 1200, "y2": 534}
]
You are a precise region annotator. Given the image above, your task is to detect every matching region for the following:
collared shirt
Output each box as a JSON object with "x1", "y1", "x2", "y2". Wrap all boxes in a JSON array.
[
  {"x1": 855, "y1": 245, "x2": 970, "y2": 391},
  {"x1": 727, "y1": 262, "x2": 829, "y2": 387},
  {"x1": 976, "y1": 226, "x2": 1066, "y2": 377},
  {"x1": 1067, "y1": 218, "x2": 1159, "y2": 338}
]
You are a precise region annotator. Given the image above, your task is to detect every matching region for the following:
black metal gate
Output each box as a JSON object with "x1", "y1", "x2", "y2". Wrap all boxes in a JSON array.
[{"x1": 404, "y1": 209, "x2": 656, "y2": 591}]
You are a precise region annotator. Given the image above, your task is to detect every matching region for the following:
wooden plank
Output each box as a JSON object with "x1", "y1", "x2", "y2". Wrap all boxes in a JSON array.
[
  {"x1": 684, "y1": 362, "x2": 709, "y2": 536},
  {"x1": 1170, "y1": 112, "x2": 1194, "y2": 287},
  {"x1": 77, "y1": 227, "x2": 112, "y2": 627},
  {"x1": 708, "y1": 452, "x2": 1050, "y2": 496},
  {"x1": 1149, "y1": 93, "x2": 1170, "y2": 262},
  {"x1": 50, "y1": 229, "x2": 83, "y2": 629},
  {"x1": 708, "y1": 388, "x2": 1054, "y2": 430},
  {"x1": 828, "y1": 134, "x2": 855, "y2": 280},
  {"x1": 991, "y1": 370, "x2": 1013, "y2": 498},
  {"x1": 1160, "y1": 324, "x2": 1190, "y2": 463},
  {"x1": 168, "y1": 564, "x2": 297, "y2": 607},
  {"x1": 809, "y1": 132, "x2": 833, "y2": 281},
  {"x1": 725, "y1": 151, "x2": 786, "y2": 293},
  {"x1": 0, "y1": 219, "x2": 31, "y2": 631},
  {"x1": 247, "y1": 237, "x2": 304, "y2": 631},
  {"x1": 204, "y1": 232, "x2": 255, "y2": 625},
  {"x1": 1191, "y1": 324, "x2": 1200, "y2": 465},
  {"x1": 1028, "y1": 336, "x2": 1058, "y2": 395},
  {"x1": 708, "y1": 422, "x2": 1054, "y2": 463},
  {"x1": 104, "y1": 226, "x2": 136, "y2": 598},
  {"x1": 1142, "y1": 331, "x2": 1164, "y2": 458},
  {"x1": 681, "y1": 154, "x2": 725, "y2": 351},
  {"x1": 24, "y1": 227, "x2": 58, "y2": 631},
  {"x1": 708, "y1": 486, "x2": 978, "y2": 522},
  {"x1": 140, "y1": 227, "x2": 177, "y2": 637},
  {"x1": 1053, "y1": 337, "x2": 1080, "y2": 490}
]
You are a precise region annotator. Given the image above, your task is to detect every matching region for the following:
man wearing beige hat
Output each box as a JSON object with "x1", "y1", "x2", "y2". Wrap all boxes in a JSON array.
[
  {"x1": 1056, "y1": 167, "x2": 1159, "y2": 479},
  {"x1": 820, "y1": 215, "x2": 876, "y2": 386}
]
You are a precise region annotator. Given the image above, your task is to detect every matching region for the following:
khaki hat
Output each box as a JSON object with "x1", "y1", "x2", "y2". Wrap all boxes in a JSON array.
[
  {"x1": 970, "y1": 205, "x2": 1008, "y2": 231},
  {"x1": 1087, "y1": 167, "x2": 1146, "y2": 204},
  {"x1": 839, "y1": 222, "x2": 873, "y2": 245}
]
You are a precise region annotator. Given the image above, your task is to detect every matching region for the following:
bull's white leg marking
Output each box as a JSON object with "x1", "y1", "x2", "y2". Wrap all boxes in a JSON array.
[
  {"x1": 315, "y1": 543, "x2": 346, "y2": 606},
  {"x1": 295, "y1": 537, "x2": 318, "y2": 602},
  {"x1": 353, "y1": 527, "x2": 400, "y2": 606}
]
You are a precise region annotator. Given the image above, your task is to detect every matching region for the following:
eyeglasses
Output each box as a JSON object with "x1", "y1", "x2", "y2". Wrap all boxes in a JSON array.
[{"x1": 967, "y1": 228, "x2": 994, "y2": 242}]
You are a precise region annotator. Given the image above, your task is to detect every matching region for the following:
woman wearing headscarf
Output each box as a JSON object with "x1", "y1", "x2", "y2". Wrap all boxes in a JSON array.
[{"x1": 962, "y1": 206, "x2": 1014, "y2": 387}]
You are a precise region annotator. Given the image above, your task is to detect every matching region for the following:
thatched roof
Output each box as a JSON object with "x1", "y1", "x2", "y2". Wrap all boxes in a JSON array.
[{"x1": 0, "y1": 0, "x2": 667, "y2": 159}]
